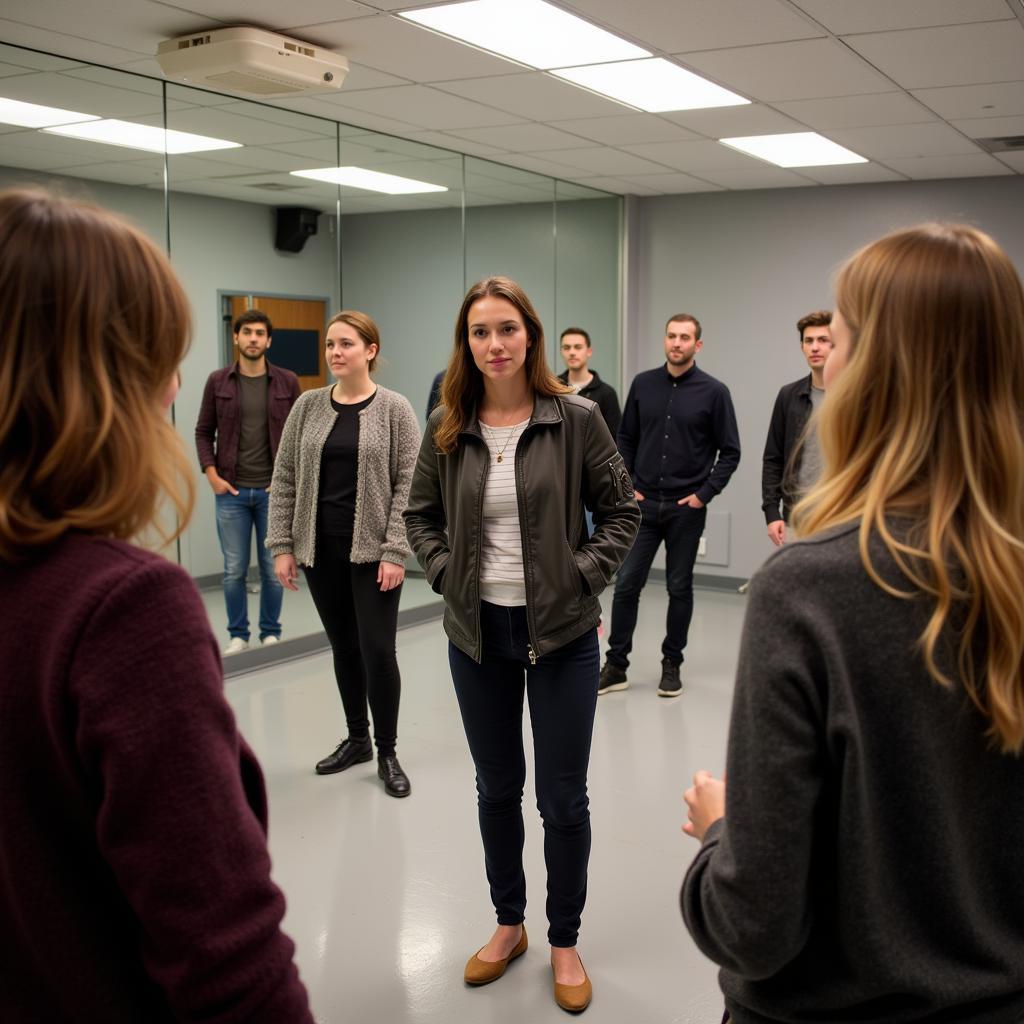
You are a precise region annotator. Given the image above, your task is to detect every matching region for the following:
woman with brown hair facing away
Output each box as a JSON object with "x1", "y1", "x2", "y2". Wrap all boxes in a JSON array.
[
  {"x1": 0, "y1": 189, "x2": 313, "y2": 1023},
  {"x1": 267, "y1": 310, "x2": 420, "y2": 797},
  {"x1": 682, "y1": 224, "x2": 1024, "y2": 1024},
  {"x1": 405, "y1": 276, "x2": 639, "y2": 1012}
]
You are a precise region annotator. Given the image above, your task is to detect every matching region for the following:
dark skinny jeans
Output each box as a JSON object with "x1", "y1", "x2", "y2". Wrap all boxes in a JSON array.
[
  {"x1": 303, "y1": 535, "x2": 402, "y2": 755},
  {"x1": 449, "y1": 601, "x2": 599, "y2": 948}
]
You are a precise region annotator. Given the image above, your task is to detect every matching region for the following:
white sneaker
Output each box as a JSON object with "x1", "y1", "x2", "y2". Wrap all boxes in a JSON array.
[
  {"x1": 224, "y1": 637, "x2": 249, "y2": 655},
  {"x1": 261, "y1": 635, "x2": 281, "y2": 646}
]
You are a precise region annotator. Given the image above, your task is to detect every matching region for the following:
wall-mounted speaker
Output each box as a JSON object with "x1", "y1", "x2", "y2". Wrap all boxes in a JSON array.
[{"x1": 274, "y1": 206, "x2": 320, "y2": 253}]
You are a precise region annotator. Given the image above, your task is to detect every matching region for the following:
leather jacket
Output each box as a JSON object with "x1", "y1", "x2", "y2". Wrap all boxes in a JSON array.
[{"x1": 405, "y1": 393, "x2": 640, "y2": 663}]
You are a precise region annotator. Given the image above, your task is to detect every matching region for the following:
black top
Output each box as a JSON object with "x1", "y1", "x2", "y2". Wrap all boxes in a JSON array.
[
  {"x1": 317, "y1": 391, "x2": 376, "y2": 538},
  {"x1": 617, "y1": 363, "x2": 740, "y2": 503},
  {"x1": 760, "y1": 373, "x2": 813, "y2": 525},
  {"x1": 235, "y1": 373, "x2": 273, "y2": 488},
  {"x1": 557, "y1": 368, "x2": 622, "y2": 439},
  {"x1": 681, "y1": 523, "x2": 1024, "y2": 1024}
]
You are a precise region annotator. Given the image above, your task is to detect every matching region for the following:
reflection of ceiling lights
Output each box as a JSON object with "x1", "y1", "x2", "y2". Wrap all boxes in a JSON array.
[
  {"x1": 720, "y1": 132, "x2": 867, "y2": 167},
  {"x1": 0, "y1": 97, "x2": 98, "y2": 128},
  {"x1": 42, "y1": 119, "x2": 241, "y2": 154},
  {"x1": 551, "y1": 59, "x2": 748, "y2": 113},
  {"x1": 292, "y1": 167, "x2": 448, "y2": 194},
  {"x1": 399, "y1": 0, "x2": 648, "y2": 69}
]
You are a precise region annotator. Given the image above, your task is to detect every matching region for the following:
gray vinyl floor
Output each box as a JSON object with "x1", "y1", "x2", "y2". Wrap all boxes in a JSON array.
[{"x1": 225, "y1": 585, "x2": 745, "y2": 1024}]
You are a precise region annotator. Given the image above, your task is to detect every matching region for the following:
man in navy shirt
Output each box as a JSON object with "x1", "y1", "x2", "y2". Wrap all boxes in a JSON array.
[{"x1": 599, "y1": 314, "x2": 740, "y2": 697}]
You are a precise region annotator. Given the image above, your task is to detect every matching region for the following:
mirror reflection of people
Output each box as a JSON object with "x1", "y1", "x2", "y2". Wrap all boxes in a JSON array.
[
  {"x1": 760, "y1": 311, "x2": 832, "y2": 547},
  {"x1": 405, "y1": 276, "x2": 639, "y2": 1013},
  {"x1": 195, "y1": 309, "x2": 300, "y2": 654},
  {"x1": 267, "y1": 311, "x2": 420, "y2": 797},
  {"x1": 682, "y1": 224, "x2": 1024, "y2": 1024},
  {"x1": 0, "y1": 188, "x2": 313, "y2": 1023}
]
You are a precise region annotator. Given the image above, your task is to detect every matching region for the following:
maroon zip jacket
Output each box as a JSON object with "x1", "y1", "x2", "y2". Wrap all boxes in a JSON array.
[
  {"x1": 195, "y1": 361, "x2": 300, "y2": 485},
  {"x1": 0, "y1": 533, "x2": 313, "y2": 1023}
]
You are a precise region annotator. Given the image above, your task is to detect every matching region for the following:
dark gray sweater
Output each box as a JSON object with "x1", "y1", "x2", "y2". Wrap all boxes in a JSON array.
[{"x1": 682, "y1": 523, "x2": 1024, "y2": 1024}]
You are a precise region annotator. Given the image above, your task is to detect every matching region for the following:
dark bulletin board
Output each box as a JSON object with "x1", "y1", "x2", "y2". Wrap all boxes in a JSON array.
[{"x1": 272, "y1": 329, "x2": 320, "y2": 377}]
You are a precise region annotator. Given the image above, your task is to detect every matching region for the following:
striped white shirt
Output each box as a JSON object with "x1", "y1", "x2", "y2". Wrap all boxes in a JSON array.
[{"x1": 478, "y1": 418, "x2": 529, "y2": 607}]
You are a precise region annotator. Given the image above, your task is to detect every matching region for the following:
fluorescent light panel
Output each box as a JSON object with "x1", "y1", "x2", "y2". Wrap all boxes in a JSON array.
[
  {"x1": 43, "y1": 119, "x2": 241, "y2": 154},
  {"x1": 291, "y1": 167, "x2": 448, "y2": 195},
  {"x1": 551, "y1": 58, "x2": 748, "y2": 113},
  {"x1": 400, "y1": 0, "x2": 649, "y2": 69},
  {"x1": 0, "y1": 97, "x2": 98, "y2": 128},
  {"x1": 721, "y1": 132, "x2": 867, "y2": 167}
]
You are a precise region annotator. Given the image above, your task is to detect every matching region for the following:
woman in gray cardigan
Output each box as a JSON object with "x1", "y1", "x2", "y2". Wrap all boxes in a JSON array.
[{"x1": 267, "y1": 311, "x2": 420, "y2": 797}]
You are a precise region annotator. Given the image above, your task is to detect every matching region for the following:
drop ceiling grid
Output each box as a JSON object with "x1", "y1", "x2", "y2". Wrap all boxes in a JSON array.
[{"x1": 0, "y1": 0, "x2": 1019, "y2": 193}]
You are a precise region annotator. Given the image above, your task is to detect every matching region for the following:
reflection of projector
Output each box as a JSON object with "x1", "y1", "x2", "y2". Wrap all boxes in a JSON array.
[{"x1": 156, "y1": 27, "x2": 348, "y2": 97}]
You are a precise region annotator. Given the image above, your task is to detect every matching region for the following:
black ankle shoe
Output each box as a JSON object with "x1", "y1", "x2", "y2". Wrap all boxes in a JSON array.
[
  {"x1": 315, "y1": 736, "x2": 373, "y2": 775},
  {"x1": 657, "y1": 657, "x2": 682, "y2": 698},
  {"x1": 377, "y1": 753, "x2": 411, "y2": 798},
  {"x1": 598, "y1": 661, "x2": 629, "y2": 695}
]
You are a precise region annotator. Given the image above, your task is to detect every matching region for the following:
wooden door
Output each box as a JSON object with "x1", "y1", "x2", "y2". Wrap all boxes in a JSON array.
[{"x1": 229, "y1": 295, "x2": 328, "y2": 393}]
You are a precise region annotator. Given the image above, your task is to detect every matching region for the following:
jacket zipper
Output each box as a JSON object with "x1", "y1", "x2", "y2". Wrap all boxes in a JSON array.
[{"x1": 513, "y1": 423, "x2": 542, "y2": 663}]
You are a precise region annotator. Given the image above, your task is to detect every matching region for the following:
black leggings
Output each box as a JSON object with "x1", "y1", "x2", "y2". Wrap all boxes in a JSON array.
[{"x1": 303, "y1": 535, "x2": 402, "y2": 755}]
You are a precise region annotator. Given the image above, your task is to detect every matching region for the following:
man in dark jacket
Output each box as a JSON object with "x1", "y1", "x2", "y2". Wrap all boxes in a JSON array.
[
  {"x1": 195, "y1": 309, "x2": 300, "y2": 654},
  {"x1": 557, "y1": 327, "x2": 621, "y2": 439},
  {"x1": 760, "y1": 311, "x2": 832, "y2": 546}
]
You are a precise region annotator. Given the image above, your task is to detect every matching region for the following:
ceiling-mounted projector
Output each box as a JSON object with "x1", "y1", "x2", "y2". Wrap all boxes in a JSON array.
[{"x1": 156, "y1": 27, "x2": 348, "y2": 97}]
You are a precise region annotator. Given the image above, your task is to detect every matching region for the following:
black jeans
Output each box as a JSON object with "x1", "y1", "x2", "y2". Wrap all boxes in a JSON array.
[
  {"x1": 448, "y1": 602, "x2": 599, "y2": 948},
  {"x1": 607, "y1": 498, "x2": 707, "y2": 668},
  {"x1": 303, "y1": 535, "x2": 402, "y2": 754}
]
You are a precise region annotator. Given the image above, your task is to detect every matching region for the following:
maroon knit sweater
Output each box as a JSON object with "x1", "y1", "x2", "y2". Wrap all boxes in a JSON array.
[{"x1": 0, "y1": 534, "x2": 313, "y2": 1023}]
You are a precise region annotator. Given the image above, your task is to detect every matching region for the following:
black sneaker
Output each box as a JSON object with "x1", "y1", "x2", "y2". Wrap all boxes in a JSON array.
[
  {"x1": 598, "y1": 661, "x2": 629, "y2": 695},
  {"x1": 315, "y1": 736, "x2": 373, "y2": 775},
  {"x1": 657, "y1": 657, "x2": 682, "y2": 698}
]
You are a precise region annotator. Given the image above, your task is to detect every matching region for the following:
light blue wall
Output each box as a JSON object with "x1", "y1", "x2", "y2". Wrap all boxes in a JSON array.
[{"x1": 631, "y1": 175, "x2": 1024, "y2": 582}]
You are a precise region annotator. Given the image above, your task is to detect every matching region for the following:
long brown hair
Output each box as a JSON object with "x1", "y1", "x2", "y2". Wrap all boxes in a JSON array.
[
  {"x1": 0, "y1": 188, "x2": 194, "y2": 561},
  {"x1": 793, "y1": 223, "x2": 1024, "y2": 753},
  {"x1": 434, "y1": 276, "x2": 569, "y2": 453}
]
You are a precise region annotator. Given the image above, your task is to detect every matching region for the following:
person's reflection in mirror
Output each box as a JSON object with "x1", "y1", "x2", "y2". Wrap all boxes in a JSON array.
[{"x1": 194, "y1": 310, "x2": 300, "y2": 655}]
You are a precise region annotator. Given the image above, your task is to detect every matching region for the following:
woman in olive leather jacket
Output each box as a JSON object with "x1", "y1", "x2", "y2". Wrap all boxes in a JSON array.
[{"x1": 405, "y1": 276, "x2": 638, "y2": 1013}]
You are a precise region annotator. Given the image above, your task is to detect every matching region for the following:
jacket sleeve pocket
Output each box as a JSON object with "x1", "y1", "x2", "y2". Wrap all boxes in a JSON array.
[{"x1": 607, "y1": 453, "x2": 635, "y2": 504}]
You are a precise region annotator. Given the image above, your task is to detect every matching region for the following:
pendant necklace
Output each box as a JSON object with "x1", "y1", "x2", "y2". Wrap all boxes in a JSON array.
[{"x1": 483, "y1": 422, "x2": 517, "y2": 463}]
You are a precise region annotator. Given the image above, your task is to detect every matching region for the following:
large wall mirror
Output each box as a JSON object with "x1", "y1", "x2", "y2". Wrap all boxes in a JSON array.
[{"x1": 0, "y1": 41, "x2": 621, "y2": 667}]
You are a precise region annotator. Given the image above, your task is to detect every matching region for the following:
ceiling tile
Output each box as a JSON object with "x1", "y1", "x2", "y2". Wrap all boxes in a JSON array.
[
  {"x1": 288, "y1": 14, "x2": 521, "y2": 82},
  {"x1": 530, "y1": 146, "x2": 674, "y2": 175},
  {"x1": 694, "y1": 165, "x2": 816, "y2": 188},
  {"x1": 274, "y1": 94, "x2": 422, "y2": 135},
  {"x1": 911, "y1": 82, "x2": 1024, "y2": 120},
  {"x1": 773, "y1": 92, "x2": 936, "y2": 129},
  {"x1": 884, "y1": 152, "x2": 1014, "y2": 178},
  {"x1": 621, "y1": 139, "x2": 769, "y2": 172},
  {"x1": 574, "y1": 176, "x2": 657, "y2": 195},
  {"x1": 546, "y1": 114, "x2": 698, "y2": 146},
  {"x1": 333, "y1": 84, "x2": 525, "y2": 130},
  {"x1": 843, "y1": 21, "x2": 1024, "y2": 90},
  {"x1": 617, "y1": 171, "x2": 722, "y2": 193},
  {"x1": 951, "y1": 115, "x2": 1024, "y2": 138},
  {"x1": 788, "y1": 0, "x2": 1013, "y2": 34},
  {"x1": 180, "y1": 0, "x2": 367, "y2": 23},
  {"x1": 659, "y1": 103, "x2": 806, "y2": 137},
  {"x1": 0, "y1": 43, "x2": 85, "y2": 72},
  {"x1": 330, "y1": 62, "x2": 410, "y2": 90},
  {"x1": 994, "y1": 151, "x2": 1024, "y2": 172},
  {"x1": 796, "y1": 163, "x2": 908, "y2": 184},
  {"x1": 478, "y1": 152, "x2": 586, "y2": 181},
  {"x1": 437, "y1": 72, "x2": 632, "y2": 120},
  {"x1": 445, "y1": 122, "x2": 594, "y2": 151},
  {"x1": 0, "y1": 71, "x2": 164, "y2": 117},
  {"x1": 827, "y1": 122, "x2": 981, "y2": 159},
  {"x1": 563, "y1": 0, "x2": 823, "y2": 52},
  {"x1": 679, "y1": 38, "x2": 891, "y2": 102}
]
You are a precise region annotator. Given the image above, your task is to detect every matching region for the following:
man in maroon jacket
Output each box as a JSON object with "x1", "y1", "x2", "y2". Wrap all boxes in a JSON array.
[{"x1": 196, "y1": 310, "x2": 300, "y2": 654}]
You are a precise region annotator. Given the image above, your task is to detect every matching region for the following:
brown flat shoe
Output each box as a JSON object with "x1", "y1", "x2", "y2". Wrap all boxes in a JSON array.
[
  {"x1": 464, "y1": 926, "x2": 528, "y2": 986},
  {"x1": 552, "y1": 956, "x2": 592, "y2": 1013}
]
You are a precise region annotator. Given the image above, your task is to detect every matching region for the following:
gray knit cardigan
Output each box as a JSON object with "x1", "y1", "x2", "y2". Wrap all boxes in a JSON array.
[{"x1": 266, "y1": 384, "x2": 421, "y2": 567}]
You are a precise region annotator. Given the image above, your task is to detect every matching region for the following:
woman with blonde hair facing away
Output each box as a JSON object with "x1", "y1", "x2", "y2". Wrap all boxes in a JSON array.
[
  {"x1": 268, "y1": 311, "x2": 419, "y2": 796},
  {"x1": 0, "y1": 189, "x2": 313, "y2": 1022},
  {"x1": 405, "y1": 276, "x2": 639, "y2": 1012},
  {"x1": 682, "y1": 223, "x2": 1024, "y2": 1023}
]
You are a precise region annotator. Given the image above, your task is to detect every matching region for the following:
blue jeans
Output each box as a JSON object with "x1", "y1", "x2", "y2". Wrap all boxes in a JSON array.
[
  {"x1": 214, "y1": 488, "x2": 282, "y2": 641},
  {"x1": 607, "y1": 498, "x2": 707, "y2": 668},
  {"x1": 449, "y1": 602, "x2": 600, "y2": 947}
]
